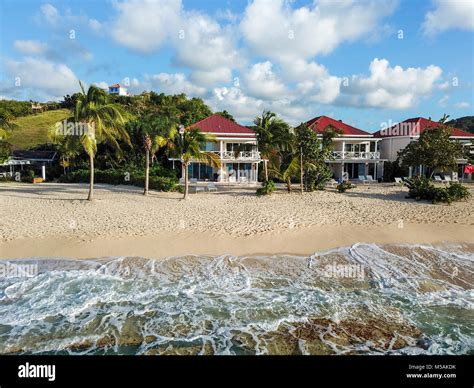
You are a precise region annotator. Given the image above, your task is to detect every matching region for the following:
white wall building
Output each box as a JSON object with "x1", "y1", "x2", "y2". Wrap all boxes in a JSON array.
[
  {"x1": 306, "y1": 116, "x2": 385, "y2": 181},
  {"x1": 373, "y1": 117, "x2": 474, "y2": 178},
  {"x1": 108, "y1": 84, "x2": 128, "y2": 96},
  {"x1": 180, "y1": 114, "x2": 262, "y2": 183}
]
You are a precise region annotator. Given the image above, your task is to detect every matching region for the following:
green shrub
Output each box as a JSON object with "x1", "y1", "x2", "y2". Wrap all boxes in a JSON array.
[
  {"x1": 256, "y1": 180, "x2": 275, "y2": 196},
  {"x1": 405, "y1": 176, "x2": 434, "y2": 201},
  {"x1": 405, "y1": 176, "x2": 471, "y2": 204},
  {"x1": 447, "y1": 182, "x2": 471, "y2": 201},
  {"x1": 58, "y1": 169, "x2": 179, "y2": 192},
  {"x1": 431, "y1": 187, "x2": 452, "y2": 204},
  {"x1": 336, "y1": 181, "x2": 354, "y2": 193},
  {"x1": 304, "y1": 164, "x2": 333, "y2": 191}
]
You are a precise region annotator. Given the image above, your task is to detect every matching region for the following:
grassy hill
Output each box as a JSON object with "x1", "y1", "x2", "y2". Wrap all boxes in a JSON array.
[{"x1": 9, "y1": 109, "x2": 70, "y2": 150}]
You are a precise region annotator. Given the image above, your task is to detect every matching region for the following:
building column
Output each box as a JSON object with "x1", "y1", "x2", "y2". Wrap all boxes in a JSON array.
[
  {"x1": 42, "y1": 164, "x2": 46, "y2": 180},
  {"x1": 342, "y1": 141, "x2": 346, "y2": 159},
  {"x1": 219, "y1": 140, "x2": 224, "y2": 182}
]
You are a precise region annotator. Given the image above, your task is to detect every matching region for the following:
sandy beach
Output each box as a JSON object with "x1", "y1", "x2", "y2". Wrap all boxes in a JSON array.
[{"x1": 1, "y1": 182, "x2": 473, "y2": 259}]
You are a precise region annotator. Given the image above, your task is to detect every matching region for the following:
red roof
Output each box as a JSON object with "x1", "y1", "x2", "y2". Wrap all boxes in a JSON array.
[
  {"x1": 109, "y1": 84, "x2": 121, "y2": 88},
  {"x1": 373, "y1": 117, "x2": 474, "y2": 138},
  {"x1": 188, "y1": 114, "x2": 255, "y2": 136},
  {"x1": 306, "y1": 116, "x2": 371, "y2": 136}
]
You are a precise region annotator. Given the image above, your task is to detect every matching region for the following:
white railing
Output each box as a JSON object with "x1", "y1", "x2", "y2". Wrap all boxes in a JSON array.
[
  {"x1": 330, "y1": 151, "x2": 380, "y2": 160},
  {"x1": 206, "y1": 151, "x2": 261, "y2": 160}
]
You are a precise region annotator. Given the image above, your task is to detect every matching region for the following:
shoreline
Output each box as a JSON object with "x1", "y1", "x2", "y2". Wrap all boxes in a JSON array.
[{"x1": 1, "y1": 223, "x2": 473, "y2": 260}]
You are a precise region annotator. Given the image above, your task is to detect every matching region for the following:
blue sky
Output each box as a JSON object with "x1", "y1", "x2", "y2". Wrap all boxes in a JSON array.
[{"x1": 0, "y1": 0, "x2": 473, "y2": 131}]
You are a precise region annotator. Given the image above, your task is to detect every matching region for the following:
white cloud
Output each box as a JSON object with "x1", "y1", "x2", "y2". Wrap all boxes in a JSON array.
[
  {"x1": 173, "y1": 12, "x2": 240, "y2": 71},
  {"x1": 284, "y1": 59, "x2": 341, "y2": 104},
  {"x1": 189, "y1": 68, "x2": 233, "y2": 87},
  {"x1": 341, "y1": 58, "x2": 443, "y2": 109},
  {"x1": 145, "y1": 73, "x2": 206, "y2": 96},
  {"x1": 240, "y1": 0, "x2": 397, "y2": 62},
  {"x1": 207, "y1": 86, "x2": 306, "y2": 125},
  {"x1": 438, "y1": 95, "x2": 449, "y2": 107},
  {"x1": 2, "y1": 57, "x2": 79, "y2": 100},
  {"x1": 422, "y1": 0, "x2": 474, "y2": 36},
  {"x1": 14, "y1": 40, "x2": 48, "y2": 55},
  {"x1": 93, "y1": 81, "x2": 109, "y2": 90},
  {"x1": 454, "y1": 101, "x2": 471, "y2": 109},
  {"x1": 109, "y1": 0, "x2": 240, "y2": 89},
  {"x1": 242, "y1": 62, "x2": 287, "y2": 100},
  {"x1": 110, "y1": 0, "x2": 182, "y2": 54},
  {"x1": 40, "y1": 3, "x2": 60, "y2": 25},
  {"x1": 88, "y1": 19, "x2": 102, "y2": 32}
]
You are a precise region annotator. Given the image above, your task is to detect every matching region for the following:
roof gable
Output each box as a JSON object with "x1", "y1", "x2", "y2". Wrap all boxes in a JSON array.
[
  {"x1": 306, "y1": 116, "x2": 372, "y2": 136},
  {"x1": 188, "y1": 114, "x2": 255, "y2": 136},
  {"x1": 373, "y1": 117, "x2": 474, "y2": 138}
]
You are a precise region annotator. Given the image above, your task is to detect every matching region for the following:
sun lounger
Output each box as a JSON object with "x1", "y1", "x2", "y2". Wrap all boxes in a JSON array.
[
  {"x1": 434, "y1": 175, "x2": 443, "y2": 182},
  {"x1": 394, "y1": 177, "x2": 403, "y2": 185},
  {"x1": 195, "y1": 186, "x2": 205, "y2": 193},
  {"x1": 207, "y1": 183, "x2": 217, "y2": 192},
  {"x1": 366, "y1": 175, "x2": 375, "y2": 183},
  {"x1": 327, "y1": 179, "x2": 338, "y2": 187},
  {"x1": 444, "y1": 175, "x2": 452, "y2": 182},
  {"x1": 190, "y1": 178, "x2": 198, "y2": 184},
  {"x1": 358, "y1": 175, "x2": 368, "y2": 184}
]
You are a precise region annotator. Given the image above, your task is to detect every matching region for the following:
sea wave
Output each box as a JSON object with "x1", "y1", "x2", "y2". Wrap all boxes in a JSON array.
[{"x1": 0, "y1": 243, "x2": 472, "y2": 355}]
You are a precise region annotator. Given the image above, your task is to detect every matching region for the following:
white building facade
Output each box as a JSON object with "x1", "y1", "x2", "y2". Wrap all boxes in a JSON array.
[
  {"x1": 184, "y1": 114, "x2": 262, "y2": 183},
  {"x1": 306, "y1": 116, "x2": 385, "y2": 181},
  {"x1": 374, "y1": 117, "x2": 474, "y2": 178}
]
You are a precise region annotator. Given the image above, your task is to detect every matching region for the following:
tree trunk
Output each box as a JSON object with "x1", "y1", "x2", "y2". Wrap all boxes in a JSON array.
[
  {"x1": 183, "y1": 163, "x2": 189, "y2": 199},
  {"x1": 300, "y1": 148, "x2": 303, "y2": 194},
  {"x1": 286, "y1": 178, "x2": 291, "y2": 192},
  {"x1": 87, "y1": 153, "x2": 94, "y2": 201},
  {"x1": 144, "y1": 149, "x2": 150, "y2": 195},
  {"x1": 264, "y1": 159, "x2": 268, "y2": 181}
]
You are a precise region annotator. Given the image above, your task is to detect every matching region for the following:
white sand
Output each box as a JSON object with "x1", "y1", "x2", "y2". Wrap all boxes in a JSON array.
[{"x1": 1, "y1": 182, "x2": 473, "y2": 259}]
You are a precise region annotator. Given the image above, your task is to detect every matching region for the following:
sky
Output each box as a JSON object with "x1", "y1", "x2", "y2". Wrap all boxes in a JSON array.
[{"x1": 0, "y1": 0, "x2": 473, "y2": 131}]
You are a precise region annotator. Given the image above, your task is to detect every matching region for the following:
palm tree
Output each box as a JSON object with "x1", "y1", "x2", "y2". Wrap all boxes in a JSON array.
[
  {"x1": 253, "y1": 111, "x2": 293, "y2": 181},
  {"x1": 48, "y1": 127, "x2": 81, "y2": 174},
  {"x1": 170, "y1": 127, "x2": 220, "y2": 199},
  {"x1": 0, "y1": 110, "x2": 16, "y2": 141},
  {"x1": 268, "y1": 134, "x2": 300, "y2": 192},
  {"x1": 128, "y1": 114, "x2": 177, "y2": 195},
  {"x1": 72, "y1": 82, "x2": 130, "y2": 200}
]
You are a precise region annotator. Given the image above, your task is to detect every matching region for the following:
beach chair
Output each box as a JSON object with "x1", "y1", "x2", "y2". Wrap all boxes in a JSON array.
[
  {"x1": 366, "y1": 175, "x2": 375, "y2": 184},
  {"x1": 394, "y1": 177, "x2": 403, "y2": 185},
  {"x1": 327, "y1": 179, "x2": 338, "y2": 187},
  {"x1": 452, "y1": 172, "x2": 459, "y2": 182},
  {"x1": 190, "y1": 178, "x2": 198, "y2": 184},
  {"x1": 207, "y1": 183, "x2": 217, "y2": 192},
  {"x1": 195, "y1": 185, "x2": 205, "y2": 193},
  {"x1": 358, "y1": 175, "x2": 367, "y2": 184},
  {"x1": 434, "y1": 175, "x2": 443, "y2": 182},
  {"x1": 444, "y1": 175, "x2": 452, "y2": 183}
]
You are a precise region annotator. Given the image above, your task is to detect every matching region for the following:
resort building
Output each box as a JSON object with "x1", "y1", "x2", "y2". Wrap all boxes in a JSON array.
[
  {"x1": 373, "y1": 117, "x2": 474, "y2": 178},
  {"x1": 108, "y1": 84, "x2": 128, "y2": 96},
  {"x1": 184, "y1": 114, "x2": 262, "y2": 183},
  {"x1": 306, "y1": 116, "x2": 385, "y2": 181}
]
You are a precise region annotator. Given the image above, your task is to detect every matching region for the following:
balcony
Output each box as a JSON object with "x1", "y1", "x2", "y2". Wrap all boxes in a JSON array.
[
  {"x1": 329, "y1": 151, "x2": 380, "y2": 160},
  {"x1": 207, "y1": 150, "x2": 261, "y2": 161}
]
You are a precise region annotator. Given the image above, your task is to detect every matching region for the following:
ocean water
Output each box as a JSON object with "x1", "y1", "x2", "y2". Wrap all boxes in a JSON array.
[{"x1": 0, "y1": 243, "x2": 472, "y2": 355}]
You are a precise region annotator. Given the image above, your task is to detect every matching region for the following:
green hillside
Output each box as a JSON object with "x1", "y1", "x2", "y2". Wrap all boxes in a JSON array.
[
  {"x1": 9, "y1": 109, "x2": 70, "y2": 150},
  {"x1": 447, "y1": 116, "x2": 474, "y2": 134}
]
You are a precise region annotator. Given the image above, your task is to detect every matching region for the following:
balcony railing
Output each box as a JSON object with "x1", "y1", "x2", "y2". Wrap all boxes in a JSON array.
[
  {"x1": 330, "y1": 151, "x2": 380, "y2": 160},
  {"x1": 206, "y1": 150, "x2": 261, "y2": 160}
]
